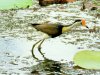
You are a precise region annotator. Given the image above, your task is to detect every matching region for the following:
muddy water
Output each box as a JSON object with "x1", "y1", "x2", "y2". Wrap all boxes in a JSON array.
[{"x1": 0, "y1": 1, "x2": 100, "y2": 75}]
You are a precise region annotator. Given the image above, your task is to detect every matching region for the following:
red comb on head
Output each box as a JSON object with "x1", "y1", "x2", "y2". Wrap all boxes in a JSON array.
[{"x1": 81, "y1": 19, "x2": 86, "y2": 26}]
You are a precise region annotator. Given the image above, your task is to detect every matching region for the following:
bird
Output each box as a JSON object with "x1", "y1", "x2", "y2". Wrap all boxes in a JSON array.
[
  {"x1": 31, "y1": 19, "x2": 88, "y2": 38},
  {"x1": 31, "y1": 19, "x2": 89, "y2": 60}
]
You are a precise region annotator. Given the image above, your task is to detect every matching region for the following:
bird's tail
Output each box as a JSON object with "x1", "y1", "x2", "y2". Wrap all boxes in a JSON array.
[{"x1": 31, "y1": 23, "x2": 40, "y2": 26}]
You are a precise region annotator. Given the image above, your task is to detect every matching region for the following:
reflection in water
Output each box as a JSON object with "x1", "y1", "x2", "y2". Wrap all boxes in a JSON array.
[{"x1": 31, "y1": 58, "x2": 62, "y2": 75}]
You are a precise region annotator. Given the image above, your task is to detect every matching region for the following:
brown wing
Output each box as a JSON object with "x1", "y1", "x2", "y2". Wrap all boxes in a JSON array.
[{"x1": 34, "y1": 24, "x2": 59, "y2": 35}]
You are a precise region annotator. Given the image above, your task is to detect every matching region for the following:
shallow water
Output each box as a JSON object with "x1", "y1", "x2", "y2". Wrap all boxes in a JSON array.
[{"x1": 0, "y1": 0, "x2": 100, "y2": 74}]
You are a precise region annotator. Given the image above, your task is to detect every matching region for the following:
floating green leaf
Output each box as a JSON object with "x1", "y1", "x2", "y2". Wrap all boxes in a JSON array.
[
  {"x1": 0, "y1": 0, "x2": 32, "y2": 10},
  {"x1": 73, "y1": 50, "x2": 100, "y2": 69}
]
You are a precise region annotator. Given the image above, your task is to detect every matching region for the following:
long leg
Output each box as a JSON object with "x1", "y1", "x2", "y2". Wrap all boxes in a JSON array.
[
  {"x1": 31, "y1": 40, "x2": 42, "y2": 60},
  {"x1": 38, "y1": 39, "x2": 47, "y2": 59}
]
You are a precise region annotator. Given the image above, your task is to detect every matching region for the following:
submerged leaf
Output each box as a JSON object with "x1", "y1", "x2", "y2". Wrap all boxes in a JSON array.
[{"x1": 73, "y1": 50, "x2": 100, "y2": 69}]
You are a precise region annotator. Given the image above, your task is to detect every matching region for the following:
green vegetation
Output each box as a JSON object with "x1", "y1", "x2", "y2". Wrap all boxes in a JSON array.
[
  {"x1": 74, "y1": 50, "x2": 100, "y2": 69},
  {"x1": 0, "y1": 0, "x2": 32, "y2": 10}
]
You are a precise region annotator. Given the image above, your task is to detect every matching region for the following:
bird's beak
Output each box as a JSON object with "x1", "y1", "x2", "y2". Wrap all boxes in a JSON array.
[
  {"x1": 81, "y1": 19, "x2": 89, "y2": 29},
  {"x1": 86, "y1": 25, "x2": 89, "y2": 29}
]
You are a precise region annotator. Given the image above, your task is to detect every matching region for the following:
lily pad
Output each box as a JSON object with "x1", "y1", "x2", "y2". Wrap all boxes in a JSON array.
[
  {"x1": 0, "y1": 0, "x2": 32, "y2": 10},
  {"x1": 73, "y1": 50, "x2": 100, "y2": 69}
]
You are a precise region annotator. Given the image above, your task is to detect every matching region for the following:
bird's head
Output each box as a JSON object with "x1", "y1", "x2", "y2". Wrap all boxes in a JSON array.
[
  {"x1": 73, "y1": 19, "x2": 89, "y2": 29},
  {"x1": 62, "y1": 19, "x2": 89, "y2": 33}
]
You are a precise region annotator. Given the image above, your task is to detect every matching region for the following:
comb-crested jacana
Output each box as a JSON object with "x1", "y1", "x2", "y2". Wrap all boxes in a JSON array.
[
  {"x1": 31, "y1": 19, "x2": 88, "y2": 38},
  {"x1": 31, "y1": 19, "x2": 89, "y2": 60}
]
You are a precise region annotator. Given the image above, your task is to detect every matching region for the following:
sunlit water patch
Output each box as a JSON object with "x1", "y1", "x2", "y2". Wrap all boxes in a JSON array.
[{"x1": 0, "y1": 37, "x2": 39, "y2": 74}]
